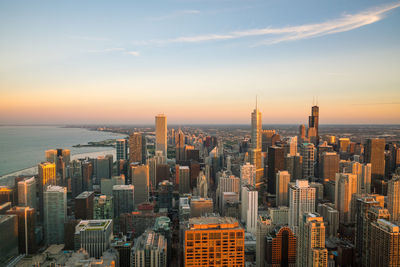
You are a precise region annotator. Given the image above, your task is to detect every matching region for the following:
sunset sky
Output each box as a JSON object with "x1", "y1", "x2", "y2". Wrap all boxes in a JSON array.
[{"x1": 1, "y1": 0, "x2": 400, "y2": 124}]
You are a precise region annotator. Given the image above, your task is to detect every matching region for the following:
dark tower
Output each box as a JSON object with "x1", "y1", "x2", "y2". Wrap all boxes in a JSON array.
[{"x1": 308, "y1": 105, "x2": 319, "y2": 145}]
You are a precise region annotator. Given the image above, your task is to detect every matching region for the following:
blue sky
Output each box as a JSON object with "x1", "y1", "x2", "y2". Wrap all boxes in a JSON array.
[{"x1": 0, "y1": 0, "x2": 399, "y2": 124}]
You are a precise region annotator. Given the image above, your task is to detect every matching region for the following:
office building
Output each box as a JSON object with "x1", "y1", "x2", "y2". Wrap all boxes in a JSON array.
[
  {"x1": 335, "y1": 173, "x2": 357, "y2": 224},
  {"x1": 339, "y1": 138, "x2": 351, "y2": 153},
  {"x1": 196, "y1": 171, "x2": 208, "y2": 198},
  {"x1": 94, "y1": 195, "x2": 113, "y2": 219},
  {"x1": 388, "y1": 175, "x2": 400, "y2": 222},
  {"x1": 365, "y1": 138, "x2": 385, "y2": 181},
  {"x1": 370, "y1": 219, "x2": 400, "y2": 267},
  {"x1": 267, "y1": 146, "x2": 285, "y2": 194},
  {"x1": 285, "y1": 154, "x2": 303, "y2": 180},
  {"x1": 18, "y1": 176, "x2": 37, "y2": 210},
  {"x1": 158, "y1": 180, "x2": 174, "y2": 211},
  {"x1": 251, "y1": 103, "x2": 264, "y2": 185},
  {"x1": 240, "y1": 162, "x2": 256, "y2": 186},
  {"x1": 241, "y1": 184, "x2": 258, "y2": 234},
  {"x1": 75, "y1": 191, "x2": 94, "y2": 220},
  {"x1": 269, "y1": 206, "x2": 289, "y2": 226},
  {"x1": 297, "y1": 213, "x2": 327, "y2": 267},
  {"x1": 69, "y1": 160, "x2": 83, "y2": 198},
  {"x1": 131, "y1": 164, "x2": 149, "y2": 206},
  {"x1": 0, "y1": 215, "x2": 18, "y2": 265},
  {"x1": 184, "y1": 217, "x2": 245, "y2": 266},
  {"x1": 256, "y1": 215, "x2": 273, "y2": 267},
  {"x1": 300, "y1": 143, "x2": 315, "y2": 179},
  {"x1": 44, "y1": 185, "x2": 67, "y2": 244},
  {"x1": 308, "y1": 105, "x2": 319, "y2": 145},
  {"x1": 288, "y1": 180, "x2": 316, "y2": 233},
  {"x1": 95, "y1": 155, "x2": 112, "y2": 180},
  {"x1": 116, "y1": 138, "x2": 128, "y2": 161},
  {"x1": 285, "y1": 136, "x2": 298, "y2": 157},
  {"x1": 113, "y1": 185, "x2": 134, "y2": 218},
  {"x1": 276, "y1": 170, "x2": 290, "y2": 207},
  {"x1": 266, "y1": 226, "x2": 297, "y2": 267},
  {"x1": 74, "y1": 219, "x2": 113, "y2": 258},
  {"x1": 319, "y1": 152, "x2": 339, "y2": 181},
  {"x1": 38, "y1": 162, "x2": 56, "y2": 221},
  {"x1": 155, "y1": 114, "x2": 167, "y2": 158},
  {"x1": 175, "y1": 129, "x2": 185, "y2": 162},
  {"x1": 190, "y1": 197, "x2": 213, "y2": 218},
  {"x1": 178, "y1": 166, "x2": 191, "y2": 194},
  {"x1": 129, "y1": 133, "x2": 143, "y2": 164},
  {"x1": 6, "y1": 206, "x2": 36, "y2": 254},
  {"x1": 317, "y1": 203, "x2": 339, "y2": 238},
  {"x1": 131, "y1": 230, "x2": 167, "y2": 267}
]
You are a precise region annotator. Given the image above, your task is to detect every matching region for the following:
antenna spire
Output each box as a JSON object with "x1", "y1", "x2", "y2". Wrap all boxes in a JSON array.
[{"x1": 256, "y1": 95, "x2": 258, "y2": 110}]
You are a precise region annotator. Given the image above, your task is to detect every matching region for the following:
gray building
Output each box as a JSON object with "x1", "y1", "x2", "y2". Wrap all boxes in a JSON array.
[
  {"x1": 44, "y1": 185, "x2": 67, "y2": 245},
  {"x1": 131, "y1": 230, "x2": 167, "y2": 267},
  {"x1": 113, "y1": 185, "x2": 134, "y2": 218}
]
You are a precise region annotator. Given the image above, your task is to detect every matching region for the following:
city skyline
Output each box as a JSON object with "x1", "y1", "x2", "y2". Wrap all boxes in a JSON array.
[{"x1": 1, "y1": 0, "x2": 400, "y2": 124}]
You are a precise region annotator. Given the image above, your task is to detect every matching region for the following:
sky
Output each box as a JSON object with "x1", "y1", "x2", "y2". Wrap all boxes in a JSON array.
[{"x1": 0, "y1": 0, "x2": 400, "y2": 125}]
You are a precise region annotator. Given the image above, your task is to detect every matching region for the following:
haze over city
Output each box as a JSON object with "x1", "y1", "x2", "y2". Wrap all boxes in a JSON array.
[{"x1": 1, "y1": 0, "x2": 400, "y2": 124}]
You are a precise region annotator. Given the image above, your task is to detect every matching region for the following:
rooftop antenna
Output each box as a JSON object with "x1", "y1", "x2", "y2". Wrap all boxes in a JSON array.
[
  {"x1": 316, "y1": 96, "x2": 319, "y2": 106},
  {"x1": 256, "y1": 95, "x2": 258, "y2": 110}
]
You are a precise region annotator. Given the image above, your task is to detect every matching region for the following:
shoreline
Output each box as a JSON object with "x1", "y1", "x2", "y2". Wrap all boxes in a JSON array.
[{"x1": 0, "y1": 149, "x2": 116, "y2": 186}]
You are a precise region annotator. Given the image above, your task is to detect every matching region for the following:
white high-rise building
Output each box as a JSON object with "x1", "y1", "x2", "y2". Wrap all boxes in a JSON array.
[
  {"x1": 218, "y1": 174, "x2": 240, "y2": 211},
  {"x1": 155, "y1": 114, "x2": 167, "y2": 158},
  {"x1": 241, "y1": 185, "x2": 258, "y2": 234},
  {"x1": 388, "y1": 175, "x2": 400, "y2": 222},
  {"x1": 74, "y1": 220, "x2": 113, "y2": 259},
  {"x1": 44, "y1": 185, "x2": 67, "y2": 244},
  {"x1": 18, "y1": 177, "x2": 37, "y2": 210},
  {"x1": 240, "y1": 163, "x2": 256, "y2": 186},
  {"x1": 335, "y1": 173, "x2": 357, "y2": 224},
  {"x1": 288, "y1": 180, "x2": 316, "y2": 233},
  {"x1": 276, "y1": 171, "x2": 291, "y2": 207}
]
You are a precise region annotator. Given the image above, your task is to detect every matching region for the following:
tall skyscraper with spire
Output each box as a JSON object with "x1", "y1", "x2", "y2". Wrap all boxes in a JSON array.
[
  {"x1": 308, "y1": 102, "x2": 319, "y2": 145},
  {"x1": 155, "y1": 114, "x2": 167, "y2": 158},
  {"x1": 250, "y1": 97, "x2": 264, "y2": 186}
]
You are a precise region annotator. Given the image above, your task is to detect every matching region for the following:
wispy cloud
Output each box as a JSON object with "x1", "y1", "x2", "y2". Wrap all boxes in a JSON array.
[
  {"x1": 126, "y1": 51, "x2": 140, "y2": 56},
  {"x1": 142, "y1": 2, "x2": 400, "y2": 46},
  {"x1": 148, "y1": 9, "x2": 201, "y2": 21}
]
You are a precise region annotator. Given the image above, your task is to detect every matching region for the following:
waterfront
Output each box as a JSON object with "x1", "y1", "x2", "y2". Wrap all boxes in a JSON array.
[{"x1": 0, "y1": 126, "x2": 126, "y2": 176}]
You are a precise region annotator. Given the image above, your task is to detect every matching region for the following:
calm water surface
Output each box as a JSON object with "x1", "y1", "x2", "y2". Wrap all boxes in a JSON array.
[{"x1": 0, "y1": 126, "x2": 126, "y2": 176}]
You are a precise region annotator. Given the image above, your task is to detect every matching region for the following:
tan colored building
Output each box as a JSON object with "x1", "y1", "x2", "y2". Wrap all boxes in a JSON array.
[
  {"x1": 370, "y1": 219, "x2": 400, "y2": 267},
  {"x1": 388, "y1": 175, "x2": 400, "y2": 222}
]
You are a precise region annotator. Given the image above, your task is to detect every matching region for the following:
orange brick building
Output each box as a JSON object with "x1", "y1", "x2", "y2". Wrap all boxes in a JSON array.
[{"x1": 184, "y1": 217, "x2": 245, "y2": 266}]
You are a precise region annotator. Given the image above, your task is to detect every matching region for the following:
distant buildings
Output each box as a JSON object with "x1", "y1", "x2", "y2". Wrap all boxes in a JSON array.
[
  {"x1": 116, "y1": 138, "x2": 128, "y2": 161},
  {"x1": 365, "y1": 138, "x2": 385, "y2": 183}
]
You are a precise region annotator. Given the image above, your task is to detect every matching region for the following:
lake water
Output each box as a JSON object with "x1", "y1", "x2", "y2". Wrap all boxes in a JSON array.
[{"x1": 0, "y1": 126, "x2": 126, "y2": 176}]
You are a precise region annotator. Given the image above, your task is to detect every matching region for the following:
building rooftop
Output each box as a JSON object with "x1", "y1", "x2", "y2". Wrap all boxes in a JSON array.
[
  {"x1": 0, "y1": 214, "x2": 16, "y2": 224},
  {"x1": 46, "y1": 185, "x2": 65, "y2": 192},
  {"x1": 377, "y1": 219, "x2": 400, "y2": 233},
  {"x1": 75, "y1": 191, "x2": 94, "y2": 199},
  {"x1": 188, "y1": 216, "x2": 242, "y2": 230},
  {"x1": 112, "y1": 184, "x2": 134, "y2": 190},
  {"x1": 75, "y1": 219, "x2": 112, "y2": 233}
]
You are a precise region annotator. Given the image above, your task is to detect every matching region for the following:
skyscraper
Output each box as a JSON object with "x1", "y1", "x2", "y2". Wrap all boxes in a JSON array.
[
  {"x1": 267, "y1": 146, "x2": 285, "y2": 194},
  {"x1": 297, "y1": 213, "x2": 327, "y2": 267},
  {"x1": 241, "y1": 184, "x2": 258, "y2": 234},
  {"x1": 38, "y1": 162, "x2": 56, "y2": 222},
  {"x1": 18, "y1": 176, "x2": 37, "y2": 210},
  {"x1": 129, "y1": 133, "x2": 143, "y2": 164},
  {"x1": 184, "y1": 217, "x2": 245, "y2": 266},
  {"x1": 6, "y1": 206, "x2": 36, "y2": 254},
  {"x1": 319, "y1": 152, "x2": 339, "y2": 181},
  {"x1": 365, "y1": 138, "x2": 385, "y2": 182},
  {"x1": 131, "y1": 164, "x2": 150, "y2": 206},
  {"x1": 276, "y1": 170, "x2": 291, "y2": 207},
  {"x1": 74, "y1": 219, "x2": 113, "y2": 259},
  {"x1": 75, "y1": 191, "x2": 94, "y2": 220},
  {"x1": 175, "y1": 129, "x2": 185, "y2": 162},
  {"x1": 300, "y1": 143, "x2": 315, "y2": 179},
  {"x1": 113, "y1": 185, "x2": 134, "y2": 218},
  {"x1": 131, "y1": 230, "x2": 167, "y2": 267},
  {"x1": 240, "y1": 162, "x2": 256, "y2": 186},
  {"x1": 43, "y1": 185, "x2": 67, "y2": 244},
  {"x1": 155, "y1": 114, "x2": 167, "y2": 158},
  {"x1": 116, "y1": 138, "x2": 128, "y2": 161},
  {"x1": 69, "y1": 159, "x2": 83, "y2": 198},
  {"x1": 288, "y1": 180, "x2": 316, "y2": 233},
  {"x1": 370, "y1": 219, "x2": 400, "y2": 266},
  {"x1": 388, "y1": 175, "x2": 400, "y2": 222},
  {"x1": 308, "y1": 105, "x2": 319, "y2": 145},
  {"x1": 178, "y1": 166, "x2": 191, "y2": 194},
  {"x1": 266, "y1": 226, "x2": 297, "y2": 267},
  {"x1": 335, "y1": 173, "x2": 358, "y2": 224},
  {"x1": 250, "y1": 102, "x2": 264, "y2": 186}
]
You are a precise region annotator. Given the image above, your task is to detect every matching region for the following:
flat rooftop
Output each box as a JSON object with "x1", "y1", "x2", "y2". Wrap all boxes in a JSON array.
[
  {"x1": 75, "y1": 219, "x2": 112, "y2": 233},
  {"x1": 188, "y1": 216, "x2": 242, "y2": 230}
]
